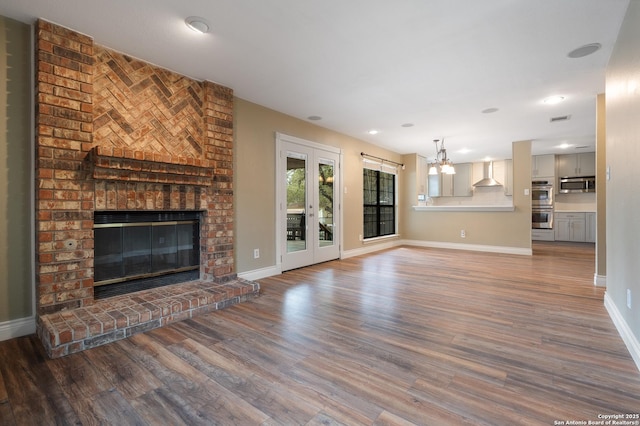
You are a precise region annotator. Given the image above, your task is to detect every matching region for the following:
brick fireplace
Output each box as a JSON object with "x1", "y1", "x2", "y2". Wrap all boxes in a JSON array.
[{"x1": 34, "y1": 20, "x2": 258, "y2": 357}]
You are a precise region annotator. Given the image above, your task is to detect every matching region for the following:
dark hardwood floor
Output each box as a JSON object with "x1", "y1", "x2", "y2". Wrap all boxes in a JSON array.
[{"x1": 1, "y1": 242, "x2": 639, "y2": 425}]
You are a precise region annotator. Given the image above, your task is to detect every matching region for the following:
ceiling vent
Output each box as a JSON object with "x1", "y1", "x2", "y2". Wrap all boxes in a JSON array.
[{"x1": 550, "y1": 115, "x2": 571, "y2": 123}]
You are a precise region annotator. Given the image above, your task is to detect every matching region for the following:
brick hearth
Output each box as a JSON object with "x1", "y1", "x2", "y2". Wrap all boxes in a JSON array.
[
  {"x1": 34, "y1": 20, "x2": 257, "y2": 357},
  {"x1": 38, "y1": 279, "x2": 259, "y2": 358}
]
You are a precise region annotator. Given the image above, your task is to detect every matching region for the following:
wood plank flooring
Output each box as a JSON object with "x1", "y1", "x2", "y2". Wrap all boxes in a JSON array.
[{"x1": 1, "y1": 242, "x2": 639, "y2": 425}]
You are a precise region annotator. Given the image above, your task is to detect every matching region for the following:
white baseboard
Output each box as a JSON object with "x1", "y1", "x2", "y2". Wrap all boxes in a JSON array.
[
  {"x1": 342, "y1": 238, "x2": 532, "y2": 259},
  {"x1": 594, "y1": 274, "x2": 607, "y2": 287},
  {"x1": 401, "y1": 239, "x2": 533, "y2": 256},
  {"x1": 238, "y1": 265, "x2": 281, "y2": 281},
  {"x1": 252, "y1": 240, "x2": 531, "y2": 279},
  {"x1": 341, "y1": 239, "x2": 400, "y2": 259},
  {"x1": 0, "y1": 316, "x2": 36, "y2": 342},
  {"x1": 604, "y1": 291, "x2": 640, "y2": 372}
]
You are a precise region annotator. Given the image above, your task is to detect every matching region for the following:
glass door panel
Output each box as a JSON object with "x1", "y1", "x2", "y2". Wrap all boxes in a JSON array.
[
  {"x1": 286, "y1": 153, "x2": 307, "y2": 253},
  {"x1": 123, "y1": 226, "x2": 152, "y2": 276},
  {"x1": 318, "y1": 158, "x2": 335, "y2": 248}
]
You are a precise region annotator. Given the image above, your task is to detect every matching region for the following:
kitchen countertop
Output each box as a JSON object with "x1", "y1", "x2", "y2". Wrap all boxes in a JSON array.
[
  {"x1": 413, "y1": 205, "x2": 515, "y2": 212},
  {"x1": 554, "y1": 209, "x2": 596, "y2": 213}
]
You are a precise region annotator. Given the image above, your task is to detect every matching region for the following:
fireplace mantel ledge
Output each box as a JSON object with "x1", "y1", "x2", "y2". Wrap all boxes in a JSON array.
[{"x1": 90, "y1": 146, "x2": 214, "y2": 186}]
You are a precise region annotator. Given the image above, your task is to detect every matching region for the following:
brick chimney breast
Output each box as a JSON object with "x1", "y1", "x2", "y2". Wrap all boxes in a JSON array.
[{"x1": 35, "y1": 20, "x2": 236, "y2": 316}]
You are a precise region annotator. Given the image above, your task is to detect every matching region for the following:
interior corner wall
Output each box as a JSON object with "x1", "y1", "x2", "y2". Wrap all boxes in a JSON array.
[
  {"x1": 605, "y1": 0, "x2": 640, "y2": 344},
  {"x1": 0, "y1": 16, "x2": 33, "y2": 325},
  {"x1": 595, "y1": 93, "x2": 607, "y2": 280}
]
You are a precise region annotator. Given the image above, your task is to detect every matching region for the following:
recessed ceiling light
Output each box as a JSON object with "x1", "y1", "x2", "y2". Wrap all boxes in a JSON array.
[
  {"x1": 481, "y1": 107, "x2": 499, "y2": 114},
  {"x1": 567, "y1": 43, "x2": 602, "y2": 59},
  {"x1": 307, "y1": 115, "x2": 322, "y2": 121},
  {"x1": 185, "y1": 16, "x2": 210, "y2": 34},
  {"x1": 401, "y1": 123, "x2": 414, "y2": 128},
  {"x1": 557, "y1": 143, "x2": 572, "y2": 149},
  {"x1": 368, "y1": 129, "x2": 380, "y2": 135},
  {"x1": 543, "y1": 96, "x2": 565, "y2": 105}
]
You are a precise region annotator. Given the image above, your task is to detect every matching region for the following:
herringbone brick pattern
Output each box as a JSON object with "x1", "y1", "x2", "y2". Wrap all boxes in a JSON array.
[{"x1": 93, "y1": 46, "x2": 204, "y2": 158}]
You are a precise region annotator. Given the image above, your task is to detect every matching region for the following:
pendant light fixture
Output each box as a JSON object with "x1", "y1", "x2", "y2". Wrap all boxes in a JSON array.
[{"x1": 428, "y1": 138, "x2": 455, "y2": 175}]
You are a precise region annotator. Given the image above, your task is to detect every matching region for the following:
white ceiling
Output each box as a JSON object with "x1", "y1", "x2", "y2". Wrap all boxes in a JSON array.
[{"x1": 0, "y1": 0, "x2": 630, "y2": 163}]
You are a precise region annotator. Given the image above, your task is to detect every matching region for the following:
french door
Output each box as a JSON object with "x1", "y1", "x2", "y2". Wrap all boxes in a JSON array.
[{"x1": 277, "y1": 133, "x2": 341, "y2": 271}]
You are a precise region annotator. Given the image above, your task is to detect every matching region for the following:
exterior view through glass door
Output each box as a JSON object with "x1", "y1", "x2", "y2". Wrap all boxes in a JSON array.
[{"x1": 278, "y1": 134, "x2": 340, "y2": 271}]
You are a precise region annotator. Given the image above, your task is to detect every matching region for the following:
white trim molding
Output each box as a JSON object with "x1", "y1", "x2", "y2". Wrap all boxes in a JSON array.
[
  {"x1": 342, "y1": 238, "x2": 400, "y2": 259},
  {"x1": 0, "y1": 316, "x2": 36, "y2": 342},
  {"x1": 238, "y1": 265, "x2": 281, "y2": 281},
  {"x1": 401, "y1": 239, "x2": 532, "y2": 256},
  {"x1": 243, "y1": 239, "x2": 532, "y2": 282},
  {"x1": 594, "y1": 274, "x2": 607, "y2": 287},
  {"x1": 342, "y1": 238, "x2": 531, "y2": 259},
  {"x1": 604, "y1": 291, "x2": 640, "y2": 372}
]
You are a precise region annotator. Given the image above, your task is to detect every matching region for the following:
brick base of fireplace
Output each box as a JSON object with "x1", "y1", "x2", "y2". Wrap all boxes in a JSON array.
[{"x1": 37, "y1": 278, "x2": 260, "y2": 358}]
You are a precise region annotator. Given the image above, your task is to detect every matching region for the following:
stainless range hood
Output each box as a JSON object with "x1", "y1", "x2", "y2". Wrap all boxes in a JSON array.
[{"x1": 473, "y1": 161, "x2": 502, "y2": 187}]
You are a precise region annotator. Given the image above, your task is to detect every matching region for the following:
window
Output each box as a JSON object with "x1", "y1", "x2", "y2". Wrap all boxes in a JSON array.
[{"x1": 363, "y1": 168, "x2": 396, "y2": 239}]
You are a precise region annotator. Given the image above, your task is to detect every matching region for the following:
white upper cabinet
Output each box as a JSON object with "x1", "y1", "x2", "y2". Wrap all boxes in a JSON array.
[
  {"x1": 427, "y1": 172, "x2": 442, "y2": 198},
  {"x1": 531, "y1": 154, "x2": 556, "y2": 178},
  {"x1": 556, "y1": 152, "x2": 596, "y2": 178},
  {"x1": 451, "y1": 163, "x2": 473, "y2": 197},
  {"x1": 492, "y1": 159, "x2": 513, "y2": 195}
]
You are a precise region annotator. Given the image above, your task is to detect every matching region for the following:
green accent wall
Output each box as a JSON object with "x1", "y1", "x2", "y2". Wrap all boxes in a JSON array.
[{"x1": 0, "y1": 16, "x2": 32, "y2": 323}]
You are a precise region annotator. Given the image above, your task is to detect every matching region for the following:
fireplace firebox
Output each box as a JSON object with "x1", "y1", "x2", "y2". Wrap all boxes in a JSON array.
[{"x1": 93, "y1": 211, "x2": 201, "y2": 299}]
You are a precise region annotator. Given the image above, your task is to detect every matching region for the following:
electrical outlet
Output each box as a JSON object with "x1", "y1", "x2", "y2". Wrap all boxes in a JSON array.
[
  {"x1": 627, "y1": 289, "x2": 632, "y2": 309},
  {"x1": 359, "y1": 234, "x2": 363, "y2": 241},
  {"x1": 253, "y1": 248, "x2": 260, "y2": 259},
  {"x1": 460, "y1": 229, "x2": 466, "y2": 238}
]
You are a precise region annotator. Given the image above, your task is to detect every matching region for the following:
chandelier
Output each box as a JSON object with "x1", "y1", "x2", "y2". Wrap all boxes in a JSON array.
[{"x1": 428, "y1": 138, "x2": 455, "y2": 175}]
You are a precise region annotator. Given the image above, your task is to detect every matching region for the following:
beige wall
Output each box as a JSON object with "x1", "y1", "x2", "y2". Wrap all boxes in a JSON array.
[
  {"x1": 0, "y1": 17, "x2": 32, "y2": 322},
  {"x1": 605, "y1": 1, "x2": 640, "y2": 342},
  {"x1": 234, "y1": 96, "x2": 533, "y2": 275},
  {"x1": 400, "y1": 141, "x2": 532, "y2": 249},
  {"x1": 596, "y1": 93, "x2": 607, "y2": 279},
  {"x1": 234, "y1": 98, "x2": 404, "y2": 273}
]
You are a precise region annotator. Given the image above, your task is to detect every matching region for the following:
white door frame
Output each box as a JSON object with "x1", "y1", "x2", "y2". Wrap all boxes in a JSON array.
[{"x1": 275, "y1": 132, "x2": 342, "y2": 272}]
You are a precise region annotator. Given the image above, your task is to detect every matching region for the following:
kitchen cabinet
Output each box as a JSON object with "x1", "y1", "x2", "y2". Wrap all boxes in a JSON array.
[
  {"x1": 532, "y1": 229, "x2": 554, "y2": 241},
  {"x1": 532, "y1": 154, "x2": 555, "y2": 178},
  {"x1": 586, "y1": 212, "x2": 596, "y2": 243},
  {"x1": 440, "y1": 172, "x2": 452, "y2": 196},
  {"x1": 429, "y1": 163, "x2": 472, "y2": 197},
  {"x1": 454, "y1": 163, "x2": 473, "y2": 196},
  {"x1": 556, "y1": 152, "x2": 595, "y2": 178},
  {"x1": 417, "y1": 155, "x2": 428, "y2": 197},
  {"x1": 495, "y1": 159, "x2": 513, "y2": 196},
  {"x1": 554, "y1": 212, "x2": 586, "y2": 242},
  {"x1": 427, "y1": 173, "x2": 441, "y2": 198}
]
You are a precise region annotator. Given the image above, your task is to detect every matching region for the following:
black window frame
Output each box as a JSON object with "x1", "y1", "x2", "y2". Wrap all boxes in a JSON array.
[{"x1": 363, "y1": 168, "x2": 396, "y2": 239}]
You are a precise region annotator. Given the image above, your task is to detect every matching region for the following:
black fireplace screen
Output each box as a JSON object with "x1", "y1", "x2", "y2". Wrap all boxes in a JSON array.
[{"x1": 94, "y1": 211, "x2": 201, "y2": 288}]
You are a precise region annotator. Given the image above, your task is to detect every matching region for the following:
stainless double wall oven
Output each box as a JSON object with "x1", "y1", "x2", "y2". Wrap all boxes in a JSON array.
[{"x1": 532, "y1": 180, "x2": 554, "y2": 229}]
